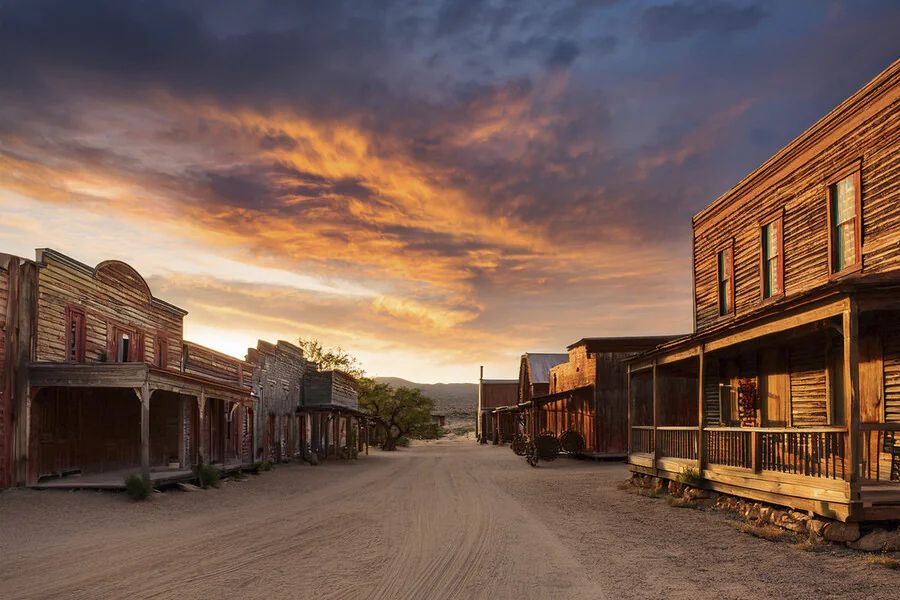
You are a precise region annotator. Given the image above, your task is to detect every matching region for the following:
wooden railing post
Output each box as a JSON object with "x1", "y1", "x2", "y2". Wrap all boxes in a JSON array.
[
  {"x1": 627, "y1": 364, "x2": 633, "y2": 456},
  {"x1": 751, "y1": 430, "x2": 761, "y2": 473},
  {"x1": 652, "y1": 361, "x2": 660, "y2": 473},
  {"x1": 843, "y1": 300, "x2": 860, "y2": 493},
  {"x1": 697, "y1": 346, "x2": 706, "y2": 470}
]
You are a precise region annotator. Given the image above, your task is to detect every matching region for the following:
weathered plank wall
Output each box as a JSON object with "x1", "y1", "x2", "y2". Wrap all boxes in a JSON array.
[
  {"x1": 35, "y1": 250, "x2": 185, "y2": 369},
  {"x1": 303, "y1": 370, "x2": 359, "y2": 411},
  {"x1": 248, "y1": 340, "x2": 306, "y2": 460},
  {"x1": 480, "y1": 381, "x2": 518, "y2": 408},
  {"x1": 694, "y1": 65, "x2": 900, "y2": 332},
  {"x1": 549, "y1": 346, "x2": 595, "y2": 394},
  {"x1": 0, "y1": 262, "x2": 8, "y2": 486},
  {"x1": 789, "y1": 338, "x2": 828, "y2": 426},
  {"x1": 881, "y1": 315, "x2": 900, "y2": 423},
  {"x1": 182, "y1": 341, "x2": 251, "y2": 388}
]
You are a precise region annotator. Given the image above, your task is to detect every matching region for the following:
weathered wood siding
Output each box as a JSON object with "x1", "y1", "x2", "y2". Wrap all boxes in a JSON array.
[
  {"x1": 0, "y1": 263, "x2": 8, "y2": 486},
  {"x1": 481, "y1": 381, "x2": 518, "y2": 408},
  {"x1": 182, "y1": 341, "x2": 251, "y2": 388},
  {"x1": 34, "y1": 250, "x2": 185, "y2": 369},
  {"x1": 694, "y1": 63, "x2": 900, "y2": 332},
  {"x1": 248, "y1": 340, "x2": 306, "y2": 460},
  {"x1": 549, "y1": 346, "x2": 595, "y2": 394},
  {"x1": 882, "y1": 316, "x2": 900, "y2": 423},
  {"x1": 303, "y1": 370, "x2": 359, "y2": 411},
  {"x1": 789, "y1": 338, "x2": 829, "y2": 426}
]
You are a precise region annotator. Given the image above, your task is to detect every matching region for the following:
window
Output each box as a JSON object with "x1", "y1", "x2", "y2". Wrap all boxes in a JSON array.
[
  {"x1": 65, "y1": 305, "x2": 86, "y2": 362},
  {"x1": 118, "y1": 333, "x2": 131, "y2": 363},
  {"x1": 717, "y1": 245, "x2": 734, "y2": 317},
  {"x1": 826, "y1": 166, "x2": 861, "y2": 276},
  {"x1": 760, "y1": 217, "x2": 783, "y2": 300},
  {"x1": 155, "y1": 337, "x2": 168, "y2": 369}
]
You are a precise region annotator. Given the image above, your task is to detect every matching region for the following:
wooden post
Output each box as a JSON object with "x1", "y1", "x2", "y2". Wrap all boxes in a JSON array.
[
  {"x1": 627, "y1": 364, "x2": 633, "y2": 457},
  {"x1": 137, "y1": 384, "x2": 151, "y2": 480},
  {"x1": 697, "y1": 346, "x2": 707, "y2": 471},
  {"x1": 751, "y1": 430, "x2": 761, "y2": 473},
  {"x1": 843, "y1": 300, "x2": 860, "y2": 492},
  {"x1": 198, "y1": 392, "x2": 208, "y2": 464},
  {"x1": 652, "y1": 361, "x2": 660, "y2": 473}
]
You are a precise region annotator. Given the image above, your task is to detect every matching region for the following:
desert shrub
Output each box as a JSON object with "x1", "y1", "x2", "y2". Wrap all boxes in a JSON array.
[
  {"x1": 260, "y1": 460, "x2": 275, "y2": 472},
  {"x1": 410, "y1": 422, "x2": 443, "y2": 440},
  {"x1": 725, "y1": 520, "x2": 793, "y2": 542},
  {"x1": 124, "y1": 474, "x2": 152, "y2": 501},
  {"x1": 676, "y1": 466, "x2": 704, "y2": 487},
  {"x1": 665, "y1": 496, "x2": 698, "y2": 509},
  {"x1": 196, "y1": 463, "x2": 221, "y2": 489}
]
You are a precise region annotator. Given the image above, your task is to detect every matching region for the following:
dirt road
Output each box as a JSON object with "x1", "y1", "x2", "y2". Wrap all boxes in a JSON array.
[{"x1": 1, "y1": 438, "x2": 897, "y2": 599}]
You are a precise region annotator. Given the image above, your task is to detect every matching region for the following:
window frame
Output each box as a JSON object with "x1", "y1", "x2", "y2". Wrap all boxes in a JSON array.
[
  {"x1": 65, "y1": 303, "x2": 87, "y2": 362},
  {"x1": 758, "y1": 210, "x2": 785, "y2": 304},
  {"x1": 155, "y1": 332, "x2": 169, "y2": 369},
  {"x1": 715, "y1": 239, "x2": 736, "y2": 319},
  {"x1": 825, "y1": 160, "x2": 862, "y2": 280}
]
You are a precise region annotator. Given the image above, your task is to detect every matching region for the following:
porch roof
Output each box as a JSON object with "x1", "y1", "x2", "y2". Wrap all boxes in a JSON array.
[
  {"x1": 627, "y1": 276, "x2": 900, "y2": 371},
  {"x1": 28, "y1": 362, "x2": 254, "y2": 405},
  {"x1": 531, "y1": 384, "x2": 594, "y2": 406}
]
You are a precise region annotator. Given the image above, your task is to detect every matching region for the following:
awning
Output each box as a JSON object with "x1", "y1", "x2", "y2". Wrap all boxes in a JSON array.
[{"x1": 530, "y1": 384, "x2": 594, "y2": 407}]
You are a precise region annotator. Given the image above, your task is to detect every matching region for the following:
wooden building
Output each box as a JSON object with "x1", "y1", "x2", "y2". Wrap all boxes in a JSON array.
[
  {"x1": 302, "y1": 369, "x2": 361, "y2": 459},
  {"x1": 247, "y1": 340, "x2": 307, "y2": 462},
  {"x1": 529, "y1": 337, "x2": 679, "y2": 457},
  {"x1": 518, "y1": 353, "x2": 569, "y2": 404},
  {"x1": 1, "y1": 249, "x2": 255, "y2": 487},
  {"x1": 627, "y1": 60, "x2": 900, "y2": 522},
  {"x1": 431, "y1": 413, "x2": 446, "y2": 427},
  {"x1": 476, "y1": 372, "x2": 518, "y2": 443}
]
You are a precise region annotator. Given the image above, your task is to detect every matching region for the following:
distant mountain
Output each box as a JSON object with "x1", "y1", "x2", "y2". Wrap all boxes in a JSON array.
[{"x1": 374, "y1": 377, "x2": 477, "y2": 419}]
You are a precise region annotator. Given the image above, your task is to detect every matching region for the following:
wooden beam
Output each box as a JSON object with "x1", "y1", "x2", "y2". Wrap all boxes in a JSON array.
[
  {"x1": 705, "y1": 297, "x2": 849, "y2": 353},
  {"x1": 843, "y1": 300, "x2": 861, "y2": 488},
  {"x1": 697, "y1": 347, "x2": 707, "y2": 472},
  {"x1": 626, "y1": 364, "x2": 633, "y2": 457},
  {"x1": 137, "y1": 384, "x2": 150, "y2": 480},
  {"x1": 652, "y1": 361, "x2": 660, "y2": 473}
]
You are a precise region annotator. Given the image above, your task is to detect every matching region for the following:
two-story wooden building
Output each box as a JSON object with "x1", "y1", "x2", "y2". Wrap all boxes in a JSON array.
[
  {"x1": 247, "y1": 339, "x2": 308, "y2": 462},
  {"x1": 302, "y1": 369, "x2": 361, "y2": 459},
  {"x1": 627, "y1": 59, "x2": 900, "y2": 522},
  {"x1": 1, "y1": 249, "x2": 255, "y2": 488},
  {"x1": 534, "y1": 337, "x2": 679, "y2": 457}
]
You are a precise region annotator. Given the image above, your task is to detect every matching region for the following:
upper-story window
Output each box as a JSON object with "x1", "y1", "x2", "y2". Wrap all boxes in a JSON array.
[
  {"x1": 65, "y1": 305, "x2": 86, "y2": 362},
  {"x1": 760, "y1": 216, "x2": 783, "y2": 300},
  {"x1": 826, "y1": 165, "x2": 862, "y2": 276},
  {"x1": 717, "y1": 244, "x2": 734, "y2": 317},
  {"x1": 118, "y1": 332, "x2": 131, "y2": 362},
  {"x1": 155, "y1": 336, "x2": 168, "y2": 369}
]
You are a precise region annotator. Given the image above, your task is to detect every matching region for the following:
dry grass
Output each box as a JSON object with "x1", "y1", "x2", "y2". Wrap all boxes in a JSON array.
[
  {"x1": 635, "y1": 487, "x2": 663, "y2": 499},
  {"x1": 616, "y1": 481, "x2": 634, "y2": 491},
  {"x1": 724, "y1": 520, "x2": 793, "y2": 542},
  {"x1": 789, "y1": 539, "x2": 817, "y2": 552},
  {"x1": 864, "y1": 554, "x2": 900, "y2": 570},
  {"x1": 665, "y1": 496, "x2": 698, "y2": 509}
]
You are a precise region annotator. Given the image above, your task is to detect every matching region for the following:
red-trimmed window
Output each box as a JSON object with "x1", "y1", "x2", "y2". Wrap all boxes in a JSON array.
[
  {"x1": 65, "y1": 305, "x2": 86, "y2": 362},
  {"x1": 717, "y1": 244, "x2": 734, "y2": 317},
  {"x1": 826, "y1": 165, "x2": 862, "y2": 276},
  {"x1": 760, "y1": 216, "x2": 783, "y2": 300},
  {"x1": 155, "y1": 336, "x2": 168, "y2": 368}
]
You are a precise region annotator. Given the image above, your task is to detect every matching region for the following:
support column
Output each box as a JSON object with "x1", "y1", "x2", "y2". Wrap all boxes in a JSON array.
[
  {"x1": 626, "y1": 365, "x2": 633, "y2": 456},
  {"x1": 697, "y1": 347, "x2": 707, "y2": 472},
  {"x1": 652, "y1": 361, "x2": 660, "y2": 474},
  {"x1": 136, "y1": 384, "x2": 151, "y2": 480},
  {"x1": 843, "y1": 301, "x2": 861, "y2": 493},
  {"x1": 198, "y1": 392, "x2": 208, "y2": 464}
]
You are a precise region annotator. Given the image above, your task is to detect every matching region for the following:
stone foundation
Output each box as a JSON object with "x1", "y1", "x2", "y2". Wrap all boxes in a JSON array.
[{"x1": 629, "y1": 473, "x2": 900, "y2": 553}]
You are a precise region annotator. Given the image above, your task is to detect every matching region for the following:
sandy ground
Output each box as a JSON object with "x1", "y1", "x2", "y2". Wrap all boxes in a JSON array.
[{"x1": 1, "y1": 438, "x2": 898, "y2": 600}]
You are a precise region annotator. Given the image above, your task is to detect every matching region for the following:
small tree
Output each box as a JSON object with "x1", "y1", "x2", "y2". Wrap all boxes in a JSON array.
[
  {"x1": 358, "y1": 379, "x2": 435, "y2": 450},
  {"x1": 298, "y1": 337, "x2": 365, "y2": 378}
]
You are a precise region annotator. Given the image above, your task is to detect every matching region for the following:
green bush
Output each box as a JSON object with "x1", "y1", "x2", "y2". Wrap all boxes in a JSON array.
[
  {"x1": 196, "y1": 463, "x2": 221, "y2": 489},
  {"x1": 677, "y1": 466, "x2": 704, "y2": 487},
  {"x1": 124, "y1": 474, "x2": 152, "y2": 501},
  {"x1": 260, "y1": 460, "x2": 275, "y2": 472},
  {"x1": 410, "y1": 422, "x2": 442, "y2": 440}
]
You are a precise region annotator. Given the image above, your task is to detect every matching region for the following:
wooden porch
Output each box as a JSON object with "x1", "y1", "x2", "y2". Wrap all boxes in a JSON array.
[{"x1": 627, "y1": 291, "x2": 900, "y2": 522}]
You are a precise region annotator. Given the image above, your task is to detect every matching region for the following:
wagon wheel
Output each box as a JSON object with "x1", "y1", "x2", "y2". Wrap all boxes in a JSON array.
[
  {"x1": 526, "y1": 441, "x2": 539, "y2": 467},
  {"x1": 559, "y1": 430, "x2": 586, "y2": 455},
  {"x1": 512, "y1": 434, "x2": 529, "y2": 456},
  {"x1": 534, "y1": 434, "x2": 559, "y2": 462}
]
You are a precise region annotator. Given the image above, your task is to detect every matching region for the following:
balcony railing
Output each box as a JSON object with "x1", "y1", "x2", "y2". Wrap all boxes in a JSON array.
[
  {"x1": 706, "y1": 428, "x2": 753, "y2": 469},
  {"x1": 758, "y1": 429, "x2": 845, "y2": 479}
]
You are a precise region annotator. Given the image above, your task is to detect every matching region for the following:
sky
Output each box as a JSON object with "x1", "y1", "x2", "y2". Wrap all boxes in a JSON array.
[{"x1": 1, "y1": 1, "x2": 899, "y2": 383}]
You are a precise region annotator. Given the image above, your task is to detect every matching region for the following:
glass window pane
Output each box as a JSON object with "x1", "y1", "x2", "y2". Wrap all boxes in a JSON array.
[
  {"x1": 767, "y1": 258, "x2": 779, "y2": 295},
  {"x1": 840, "y1": 222, "x2": 856, "y2": 267},
  {"x1": 835, "y1": 176, "x2": 855, "y2": 225}
]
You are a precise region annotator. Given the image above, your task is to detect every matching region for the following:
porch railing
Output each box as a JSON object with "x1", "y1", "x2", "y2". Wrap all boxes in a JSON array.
[
  {"x1": 860, "y1": 423, "x2": 900, "y2": 482},
  {"x1": 759, "y1": 429, "x2": 845, "y2": 479},
  {"x1": 706, "y1": 428, "x2": 752, "y2": 469},
  {"x1": 658, "y1": 426, "x2": 699, "y2": 460},
  {"x1": 631, "y1": 426, "x2": 654, "y2": 454},
  {"x1": 705, "y1": 427, "x2": 845, "y2": 479}
]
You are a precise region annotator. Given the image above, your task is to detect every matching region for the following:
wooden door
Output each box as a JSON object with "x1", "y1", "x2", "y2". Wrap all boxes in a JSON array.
[{"x1": 760, "y1": 348, "x2": 790, "y2": 426}]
